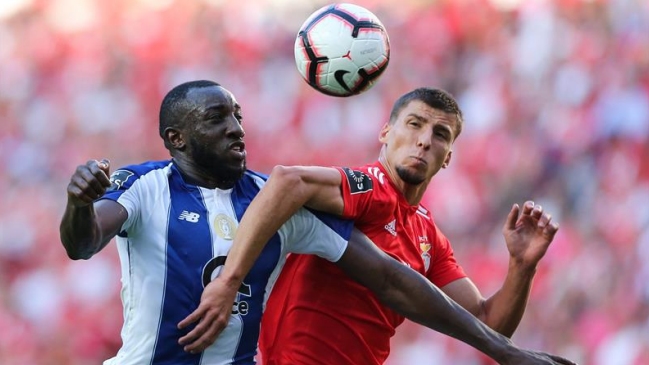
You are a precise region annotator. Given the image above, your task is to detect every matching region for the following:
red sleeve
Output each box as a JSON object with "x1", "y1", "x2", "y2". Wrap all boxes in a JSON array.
[
  {"x1": 336, "y1": 167, "x2": 375, "y2": 220},
  {"x1": 426, "y1": 232, "x2": 466, "y2": 287}
]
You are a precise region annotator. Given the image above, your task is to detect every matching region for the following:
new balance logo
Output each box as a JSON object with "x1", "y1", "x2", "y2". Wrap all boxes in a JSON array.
[
  {"x1": 178, "y1": 211, "x2": 200, "y2": 223},
  {"x1": 384, "y1": 219, "x2": 397, "y2": 236}
]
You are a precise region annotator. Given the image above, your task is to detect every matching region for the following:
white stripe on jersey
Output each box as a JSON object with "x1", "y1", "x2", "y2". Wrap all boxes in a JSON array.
[{"x1": 100, "y1": 161, "x2": 349, "y2": 365}]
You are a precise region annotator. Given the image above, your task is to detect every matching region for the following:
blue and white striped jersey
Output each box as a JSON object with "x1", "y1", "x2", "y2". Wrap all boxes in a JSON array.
[{"x1": 99, "y1": 160, "x2": 351, "y2": 365}]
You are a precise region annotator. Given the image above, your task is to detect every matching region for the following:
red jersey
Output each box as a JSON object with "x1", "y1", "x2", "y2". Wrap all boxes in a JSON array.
[{"x1": 259, "y1": 161, "x2": 466, "y2": 365}]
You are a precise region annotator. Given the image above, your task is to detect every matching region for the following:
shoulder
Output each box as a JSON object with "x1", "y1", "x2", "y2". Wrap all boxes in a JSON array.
[
  {"x1": 339, "y1": 162, "x2": 388, "y2": 195},
  {"x1": 229, "y1": 169, "x2": 268, "y2": 204},
  {"x1": 236, "y1": 169, "x2": 268, "y2": 190},
  {"x1": 243, "y1": 169, "x2": 268, "y2": 184},
  {"x1": 107, "y1": 159, "x2": 172, "y2": 192}
]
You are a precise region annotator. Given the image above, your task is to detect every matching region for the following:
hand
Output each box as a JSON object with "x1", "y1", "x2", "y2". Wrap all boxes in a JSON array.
[
  {"x1": 67, "y1": 159, "x2": 112, "y2": 207},
  {"x1": 177, "y1": 276, "x2": 239, "y2": 353},
  {"x1": 502, "y1": 201, "x2": 559, "y2": 269},
  {"x1": 502, "y1": 348, "x2": 577, "y2": 365}
]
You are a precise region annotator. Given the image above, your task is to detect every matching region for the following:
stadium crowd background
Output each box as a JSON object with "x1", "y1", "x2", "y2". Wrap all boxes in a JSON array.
[{"x1": 1, "y1": 0, "x2": 648, "y2": 364}]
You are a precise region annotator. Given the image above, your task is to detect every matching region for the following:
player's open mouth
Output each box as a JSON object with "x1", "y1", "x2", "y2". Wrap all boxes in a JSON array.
[{"x1": 229, "y1": 141, "x2": 246, "y2": 159}]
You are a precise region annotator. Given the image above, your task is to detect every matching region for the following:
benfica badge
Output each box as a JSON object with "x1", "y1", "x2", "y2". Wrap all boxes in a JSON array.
[{"x1": 420, "y1": 240, "x2": 431, "y2": 271}]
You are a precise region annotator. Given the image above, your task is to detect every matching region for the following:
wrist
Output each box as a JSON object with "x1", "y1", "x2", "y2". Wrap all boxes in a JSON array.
[
  {"x1": 218, "y1": 269, "x2": 245, "y2": 289},
  {"x1": 508, "y1": 258, "x2": 537, "y2": 276},
  {"x1": 486, "y1": 336, "x2": 517, "y2": 363}
]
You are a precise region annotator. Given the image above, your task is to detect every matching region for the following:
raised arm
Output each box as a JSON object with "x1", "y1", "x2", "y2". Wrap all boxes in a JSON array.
[
  {"x1": 177, "y1": 165, "x2": 345, "y2": 351},
  {"x1": 340, "y1": 230, "x2": 575, "y2": 365},
  {"x1": 60, "y1": 159, "x2": 128, "y2": 260},
  {"x1": 440, "y1": 201, "x2": 559, "y2": 337},
  {"x1": 220, "y1": 165, "x2": 344, "y2": 287}
]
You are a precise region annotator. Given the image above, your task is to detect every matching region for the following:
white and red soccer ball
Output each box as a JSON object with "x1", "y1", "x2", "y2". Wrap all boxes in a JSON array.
[{"x1": 294, "y1": 3, "x2": 390, "y2": 97}]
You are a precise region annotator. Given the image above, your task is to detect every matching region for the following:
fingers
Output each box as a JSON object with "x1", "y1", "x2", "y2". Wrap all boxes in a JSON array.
[
  {"x1": 178, "y1": 307, "x2": 228, "y2": 353},
  {"x1": 521, "y1": 201, "x2": 543, "y2": 220},
  {"x1": 67, "y1": 159, "x2": 112, "y2": 205},
  {"x1": 537, "y1": 211, "x2": 559, "y2": 238},
  {"x1": 521, "y1": 200, "x2": 535, "y2": 216},
  {"x1": 98, "y1": 158, "x2": 111, "y2": 177},
  {"x1": 181, "y1": 320, "x2": 223, "y2": 353},
  {"x1": 531, "y1": 204, "x2": 543, "y2": 220},
  {"x1": 520, "y1": 201, "x2": 559, "y2": 228},
  {"x1": 548, "y1": 354, "x2": 577, "y2": 365},
  {"x1": 178, "y1": 308, "x2": 203, "y2": 330},
  {"x1": 504, "y1": 203, "x2": 520, "y2": 230},
  {"x1": 537, "y1": 212, "x2": 552, "y2": 228}
]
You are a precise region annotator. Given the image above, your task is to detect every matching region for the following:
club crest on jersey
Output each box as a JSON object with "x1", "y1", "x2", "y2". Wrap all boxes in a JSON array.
[
  {"x1": 107, "y1": 170, "x2": 134, "y2": 191},
  {"x1": 214, "y1": 214, "x2": 237, "y2": 240},
  {"x1": 420, "y1": 236, "x2": 431, "y2": 271},
  {"x1": 342, "y1": 167, "x2": 373, "y2": 194}
]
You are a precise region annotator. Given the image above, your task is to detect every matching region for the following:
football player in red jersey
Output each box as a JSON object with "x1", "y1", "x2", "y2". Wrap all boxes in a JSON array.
[{"x1": 180, "y1": 88, "x2": 574, "y2": 364}]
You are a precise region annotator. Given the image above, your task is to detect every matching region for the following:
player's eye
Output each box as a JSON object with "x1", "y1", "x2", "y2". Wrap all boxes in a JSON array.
[
  {"x1": 434, "y1": 130, "x2": 450, "y2": 140},
  {"x1": 205, "y1": 111, "x2": 224, "y2": 120}
]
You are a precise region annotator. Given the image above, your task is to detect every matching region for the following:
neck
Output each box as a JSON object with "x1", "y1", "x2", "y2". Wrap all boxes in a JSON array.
[
  {"x1": 172, "y1": 157, "x2": 236, "y2": 190},
  {"x1": 378, "y1": 155, "x2": 429, "y2": 206}
]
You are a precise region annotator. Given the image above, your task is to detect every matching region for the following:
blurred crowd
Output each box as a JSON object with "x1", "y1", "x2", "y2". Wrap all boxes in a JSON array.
[{"x1": 1, "y1": 0, "x2": 648, "y2": 364}]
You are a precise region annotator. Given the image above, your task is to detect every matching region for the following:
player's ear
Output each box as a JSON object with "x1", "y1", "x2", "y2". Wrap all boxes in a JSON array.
[
  {"x1": 442, "y1": 150, "x2": 452, "y2": 169},
  {"x1": 378, "y1": 123, "x2": 391, "y2": 143},
  {"x1": 165, "y1": 127, "x2": 186, "y2": 150}
]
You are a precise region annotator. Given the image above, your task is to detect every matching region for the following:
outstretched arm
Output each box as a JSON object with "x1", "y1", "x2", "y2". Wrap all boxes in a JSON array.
[
  {"x1": 441, "y1": 201, "x2": 559, "y2": 337},
  {"x1": 60, "y1": 159, "x2": 127, "y2": 260},
  {"x1": 340, "y1": 229, "x2": 575, "y2": 365}
]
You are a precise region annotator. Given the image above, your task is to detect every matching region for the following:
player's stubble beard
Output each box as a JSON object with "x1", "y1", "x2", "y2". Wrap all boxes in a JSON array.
[
  {"x1": 189, "y1": 138, "x2": 247, "y2": 185},
  {"x1": 395, "y1": 165, "x2": 426, "y2": 185}
]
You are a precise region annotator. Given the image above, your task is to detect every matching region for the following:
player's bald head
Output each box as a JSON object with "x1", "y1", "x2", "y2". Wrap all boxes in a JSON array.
[{"x1": 159, "y1": 80, "x2": 222, "y2": 139}]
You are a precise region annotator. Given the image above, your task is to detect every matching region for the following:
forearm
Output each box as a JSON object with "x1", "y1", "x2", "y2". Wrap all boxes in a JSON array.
[
  {"x1": 59, "y1": 203, "x2": 104, "y2": 260},
  {"x1": 481, "y1": 261, "x2": 537, "y2": 337},
  {"x1": 378, "y1": 263, "x2": 519, "y2": 361},
  {"x1": 338, "y1": 235, "x2": 519, "y2": 362}
]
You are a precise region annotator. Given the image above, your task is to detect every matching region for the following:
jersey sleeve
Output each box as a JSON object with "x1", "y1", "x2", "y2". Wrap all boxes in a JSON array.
[
  {"x1": 336, "y1": 167, "x2": 375, "y2": 220},
  {"x1": 426, "y1": 234, "x2": 467, "y2": 287},
  {"x1": 278, "y1": 207, "x2": 352, "y2": 262}
]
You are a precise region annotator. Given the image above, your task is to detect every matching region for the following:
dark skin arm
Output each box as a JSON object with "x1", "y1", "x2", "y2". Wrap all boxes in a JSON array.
[
  {"x1": 338, "y1": 230, "x2": 576, "y2": 365},
  {"x1": 60, "y1": 159, "x2": 128, "y2": 260},
  {"x1": 178, "y1": 165, "x2": 576, "y2": 364}
]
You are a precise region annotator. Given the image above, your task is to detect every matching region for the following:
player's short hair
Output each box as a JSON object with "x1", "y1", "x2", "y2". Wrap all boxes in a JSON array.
[
  {"x1": 159, "y1": 80, "x2": 221, "y2": 140},
  {"x1": 389, "y1": 88, "x2": 464, "y2": 139}
]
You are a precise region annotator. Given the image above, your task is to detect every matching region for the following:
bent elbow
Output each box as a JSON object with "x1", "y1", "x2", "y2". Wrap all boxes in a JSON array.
[
  {"x1": 67, "y1": 250, "x2": 93, "y2": 261},
  {"x1": 63, "y1": 244, "x2": 93, "y2": 261},
  {"x1": 60, "y1": 236, "x2": 96, "y2": 261},
  {"x1": 269, "y1": 165, "x2": 307, "y2": 191}
]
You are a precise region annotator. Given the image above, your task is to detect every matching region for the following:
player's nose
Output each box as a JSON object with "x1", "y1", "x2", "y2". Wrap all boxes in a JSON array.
[
  {"x1": 226, "y1": 118, "x2": 245, "y2": 139},
  {"x1": 416, "y1": 130, "x2": 431, "y2": 150}
]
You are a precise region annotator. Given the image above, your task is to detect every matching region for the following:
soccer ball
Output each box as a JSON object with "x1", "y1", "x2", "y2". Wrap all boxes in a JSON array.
[{"x1": 294, "y1": 3, "x2": 390, "y2": 97}]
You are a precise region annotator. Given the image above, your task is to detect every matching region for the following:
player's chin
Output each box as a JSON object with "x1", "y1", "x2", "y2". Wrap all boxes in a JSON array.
[
  {"x1": 214, "y1": 158, "x2": 246, "y2": 178},
  {"x1": 220, "y1": 165, "x2": 246, "y2": 183},
  {"x1": 395, "y1": 166, "x2": 426, "y2": 185},
  {"x1": 230, "y1": 161, "x2": 247, "y2": 176}
]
